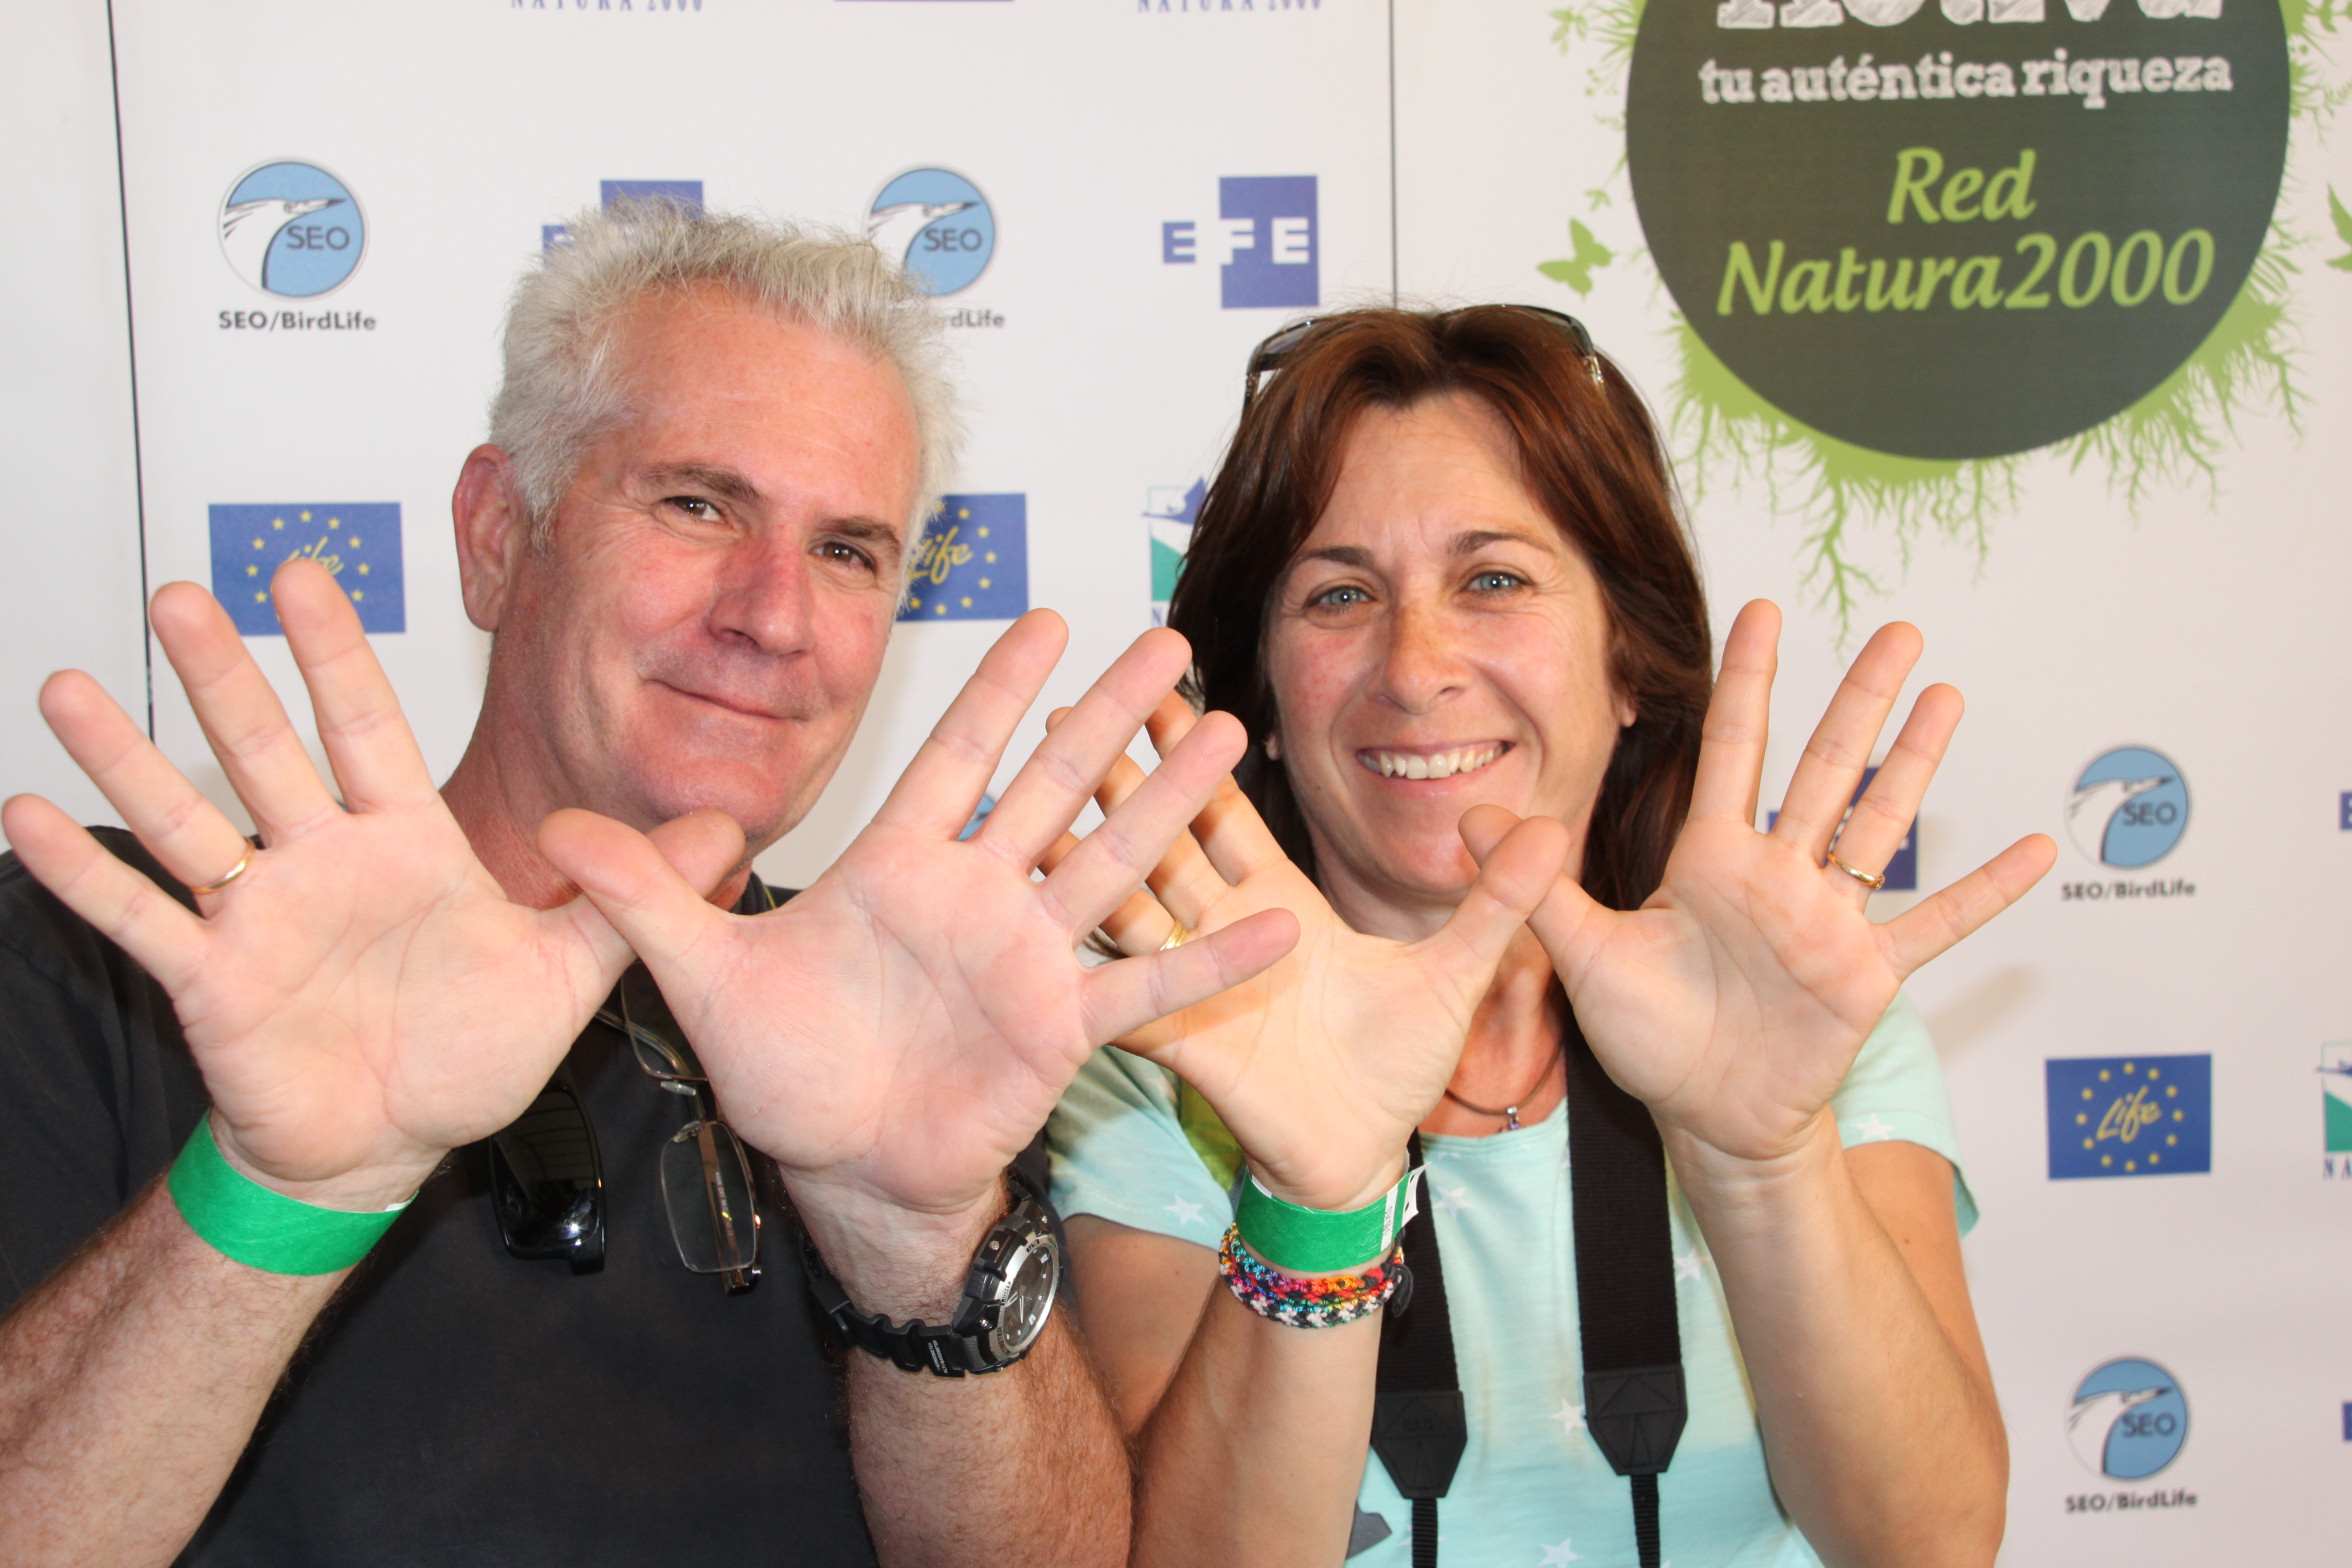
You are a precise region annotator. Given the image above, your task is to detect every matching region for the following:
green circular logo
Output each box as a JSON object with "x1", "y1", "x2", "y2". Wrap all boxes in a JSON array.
[{"x1": 1627, "y1": 0, "x2": 2289, "y2": 460}]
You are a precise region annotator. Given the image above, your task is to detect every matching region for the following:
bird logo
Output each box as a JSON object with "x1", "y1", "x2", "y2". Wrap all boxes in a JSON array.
[
  {"x1": 2064, "y1": 747, "x2": 2190, "y2": 868},
  {"x1": 866, "y1": 169, "x2": 994, "y2": 298},
  {"x1": 217, "y1": 162, "x2": 365, "y2": 297},
  {"x1": 2067, "y1": 1359, "x2": 2188, "y2": 1479}
]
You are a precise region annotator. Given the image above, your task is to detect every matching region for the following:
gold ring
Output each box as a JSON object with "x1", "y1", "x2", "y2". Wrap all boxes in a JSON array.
[
  {"x1": 1826, "y1": 852, "x2": 1886, "y2": 892},
  {"x1": 190, "y1": 845, "x2": 255, "y2": 897},
  {"x1": 1159, "y1": 922, "x2": 1190, "y2": 952}
]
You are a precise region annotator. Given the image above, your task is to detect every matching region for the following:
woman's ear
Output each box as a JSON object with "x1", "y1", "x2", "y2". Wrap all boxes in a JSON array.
[
  {"x1": 1263, "y1": 729, "x2": 1283, "y2": 760},
  {"x1": 1614, "y1": 687, "x2": 1639, "y2": 730}
]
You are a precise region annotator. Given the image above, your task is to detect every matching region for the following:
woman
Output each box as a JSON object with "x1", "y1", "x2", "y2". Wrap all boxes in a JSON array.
[{"x1": 1046, "y1": 307, "x2": 2052, "y2": 1566}]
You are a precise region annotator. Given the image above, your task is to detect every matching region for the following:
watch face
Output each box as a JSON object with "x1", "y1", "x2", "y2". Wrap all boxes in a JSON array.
[{"x1": 986, "y1": 1228, "x2": 1061, "y2": 1361}]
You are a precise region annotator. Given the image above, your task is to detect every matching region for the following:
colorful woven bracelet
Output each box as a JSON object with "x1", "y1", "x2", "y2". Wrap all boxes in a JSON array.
[{"x1": 1217, "y1": 1224, "x2": 1408, "y2": 1329}]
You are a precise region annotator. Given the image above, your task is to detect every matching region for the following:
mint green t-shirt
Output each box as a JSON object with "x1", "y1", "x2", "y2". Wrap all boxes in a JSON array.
[{"x1": 1047, "y1": 993, "x2": 1974, "y2": 1568}]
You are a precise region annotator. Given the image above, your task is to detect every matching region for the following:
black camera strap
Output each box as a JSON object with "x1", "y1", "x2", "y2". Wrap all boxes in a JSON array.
[{"x1": 1370, "y1": 1008, "x2": 1687, "y2": 1567}]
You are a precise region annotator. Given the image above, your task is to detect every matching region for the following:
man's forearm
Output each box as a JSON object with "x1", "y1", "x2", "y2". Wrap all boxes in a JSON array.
[
  {"x1": 845, "y1": 1317, "x2": 1127, "y2": 1568},
  {"x1": 796, "y1": 1182, "x2": 1128, "y2": 1568},
  {"x1": 0, "y1": 1177, "x2": 344, "y2": 1568}
]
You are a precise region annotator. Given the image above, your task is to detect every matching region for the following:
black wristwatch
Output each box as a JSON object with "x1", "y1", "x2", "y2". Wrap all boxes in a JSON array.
[{"x1": 797, "y1": 1168, "x2": 1062, "y2": 1377}]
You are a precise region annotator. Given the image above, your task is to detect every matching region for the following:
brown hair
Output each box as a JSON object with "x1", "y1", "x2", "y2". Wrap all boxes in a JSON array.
[{"x1": 1166, "y1": 306, "x2": 1712, "y2": 912}]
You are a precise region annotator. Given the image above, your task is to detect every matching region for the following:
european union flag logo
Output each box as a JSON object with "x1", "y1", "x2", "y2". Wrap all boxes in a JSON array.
[
  {"x1": 900, "y1": 494, "x2": 1027, "y2": 622},
  {"x1": 208, "y1": 503, "x2": 405, "y2": 636},
  {"x1": 2046, "y1": 1054, "x2": 2210, "y2": 1180}
]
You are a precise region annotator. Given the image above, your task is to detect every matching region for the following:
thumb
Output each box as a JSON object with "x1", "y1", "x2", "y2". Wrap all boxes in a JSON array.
[
  {"x1": 538, "y1": 807, "x2": 730, "y2": 979},
  {"x1": 645, "y1": 809, "x2": 749, "y2": 903},
  {"x1": 1459, "y1": 804, "x2": 1608, "y2": 983},
  {"x1": 1431, "y1": 809, "x2": 1574, "y2": 973}
]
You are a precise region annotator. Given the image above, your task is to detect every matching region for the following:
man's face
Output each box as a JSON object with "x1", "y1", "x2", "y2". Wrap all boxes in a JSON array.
[{"x1": 476, "y1": 288, "x2": 920, "y2": 850}]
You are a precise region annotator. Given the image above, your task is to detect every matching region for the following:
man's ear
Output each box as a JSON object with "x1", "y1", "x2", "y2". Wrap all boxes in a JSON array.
[{"x1": 452, "y1": 445, "x2": 530, "y2": 633}]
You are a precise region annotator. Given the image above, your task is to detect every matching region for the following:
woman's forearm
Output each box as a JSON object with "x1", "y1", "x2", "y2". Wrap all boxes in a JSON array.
[
  {"x1": 1132, "y1": 1288, "x2": 1384, "y2": 1568},
  {"x1": 1665, "y1": 1123, "x2": 2006, "y2": 1568}
]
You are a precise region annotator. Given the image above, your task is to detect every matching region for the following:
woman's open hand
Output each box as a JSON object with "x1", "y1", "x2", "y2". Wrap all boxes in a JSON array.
[
  {"x1": 1465, "y1": 600, "x2": 2053, "y2": 1172},
  {"x1": 1067, "y1": 697, "x2": 1570, "y2": 1213}
]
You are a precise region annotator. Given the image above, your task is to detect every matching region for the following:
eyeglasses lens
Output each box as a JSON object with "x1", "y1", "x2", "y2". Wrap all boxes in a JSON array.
[{"x1": 660, "y1": 1119, "x2": 761, "y2": 1279}]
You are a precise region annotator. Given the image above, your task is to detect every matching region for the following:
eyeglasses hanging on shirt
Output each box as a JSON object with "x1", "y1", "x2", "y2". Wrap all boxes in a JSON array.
[{"x1": 488, "y1": 884, "x2": 773, "y2": 1293}]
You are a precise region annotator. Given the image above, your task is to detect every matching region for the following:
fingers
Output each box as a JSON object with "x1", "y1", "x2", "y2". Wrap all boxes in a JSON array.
[
  {"x1": 1042, "y1": 828, "x2": 1184, "y2": 955},
  {"x1": 1883, "y1": 833, "x2": 2056, "y2": 977},
  {"x1": 868, "y1": 609, "x2": 1069, "y2": 839},
  {"x1": 1, "y1": 795, "x2": 206, "y2": 992},
  {"x1": 1080, "y1": 907, "x2": 1300, "y2": 1046},
  {"x1": 1430, "y1": 809, "x2": 1574, "y2": 970},
  {"x1": 536, "y1": 808, "x2": 730, "y2": 979},
  {"x1": 1039, "y1": 711, "x2": 1249, "y2": 935},
  {"x1": 274, "y1": 561, "x2": 441, "y2": 814},
  {"x1": 35, "y1": 669, "x2": 253, "y2": 891},
  {"x1": 979, "y1": 627, "x2": 1193, "y2": 864},
  {"x1": 1826, "y1": 684, "x2": 1962, "y2": 899},
  {"x1": 149, "y1": 582, "x2": 341, "y2": 840},
  {"x1": 1688, "y1": 600, "x2": 1780, "y2": 826},
  {"x1": 1459, "y1": 803, "x2": 1610, "y2": 981},
  {"x1": 1772, "y1": 621, "x2": 1924, "y2": 863}
]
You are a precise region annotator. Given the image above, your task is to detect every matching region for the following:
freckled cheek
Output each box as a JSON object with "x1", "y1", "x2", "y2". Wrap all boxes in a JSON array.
[{"x1": 1266, "y1": 630, "x2": 1374, "y2": 753}]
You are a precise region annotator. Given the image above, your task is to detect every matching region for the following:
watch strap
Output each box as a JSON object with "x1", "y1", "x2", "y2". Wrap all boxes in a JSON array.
[{"x1": 795, "y1": 1168, "x2": 1055, "y2": 1378}]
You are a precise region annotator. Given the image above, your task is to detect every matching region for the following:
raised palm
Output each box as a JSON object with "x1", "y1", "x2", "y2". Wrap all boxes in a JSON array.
[
  {"x1": 538, "y1": 612, "x2": 1300, "y2": 1218},
  {"x1": 1466, "y1": 602, "x2": 2055, "y2": 1166},
  {"x1": 0, "y1": 564, "x2": 666, "y2": 1202},
  {"x1": 1068, "y1": 698, "x2": 1571, "y2": 1213}
]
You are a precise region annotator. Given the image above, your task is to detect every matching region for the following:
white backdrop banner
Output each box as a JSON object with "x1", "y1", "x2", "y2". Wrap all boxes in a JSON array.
[{"x1": 4, "y1": 0, "x2": 2349, "y2": 1561}]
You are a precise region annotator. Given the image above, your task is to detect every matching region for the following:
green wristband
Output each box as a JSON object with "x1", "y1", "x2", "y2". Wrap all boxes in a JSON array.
[
  {"x1": 1235, "y1": 1164, "x2": 1424, "y2": 1275},
  {"x1": 167, "y1": 1118, "x2": 409, "y2": 1275}
]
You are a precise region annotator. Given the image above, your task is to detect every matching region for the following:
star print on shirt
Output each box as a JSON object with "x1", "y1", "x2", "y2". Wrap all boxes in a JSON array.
[
  {"x1": 1847, "y1": 1112, "x2": 1896, "y2": 1143},
  {"x1": 1431, "y1": 1183, "x2": 1473, "y2": 1214},
  {"x1": 1163, "y1": 1197, "x2": 1207, "y2": 1229},
  {"x1": 1538, "y1": 1540, "x2": 1585, "y2": 1565},
  {"x1": 1552, "y1": 1399, "x2": 1586, "y2": 1435},
  {"x1": 1674, "y1": 1246, "x2": 1710, "y2": 1284}
]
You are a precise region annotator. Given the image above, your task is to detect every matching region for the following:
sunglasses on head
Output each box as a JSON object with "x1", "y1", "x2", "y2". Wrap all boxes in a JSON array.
[{"x1": 1242, "y1": 304, "x2": 1608, "y2": 409}]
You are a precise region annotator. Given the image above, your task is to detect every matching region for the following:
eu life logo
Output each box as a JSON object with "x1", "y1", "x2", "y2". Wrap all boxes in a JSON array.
[
  {"x1": 1162, "y1": 177, "x2": 1319, "y2": 308},
  {"x1": 899, "y1": 495, "x2": 1027, "y2": 621},
  {"x1": 209, "y1": 504, "x2": 405, "y2": 635},
  {"x1": 2046, "y1": 1055, "x2": 2209, "y2": 1179}
]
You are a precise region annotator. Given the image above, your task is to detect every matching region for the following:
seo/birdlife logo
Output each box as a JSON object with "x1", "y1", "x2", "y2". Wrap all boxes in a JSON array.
[
  {"x1": 868, "y1": 169, "x2": 995, "y2": 297},
  {"x1": 2065, "y1": 746, "x2": 2188, "y2": 868},
  {"x1": 219, "y1": 162, "x2": 365, "y2": 297},
  {"x1": 1162, "y1": 177, "x2": 1319, "y2": 309},
  {"x1": 2067, "y1": 1358, "x2": 2189, "y2": 1481}
]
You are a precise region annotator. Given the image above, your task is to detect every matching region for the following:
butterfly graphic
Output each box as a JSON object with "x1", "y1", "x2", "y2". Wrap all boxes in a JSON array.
[
  {"x1": 1537, "y1": 219, "x2": 1614, "y2": 296},
  {"x1": 2328, "y1": 187, "x2": 2352, "y2": 273}
]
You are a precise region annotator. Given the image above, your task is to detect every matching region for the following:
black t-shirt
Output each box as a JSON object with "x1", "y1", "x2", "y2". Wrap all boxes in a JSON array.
[{"x1": 0, "y1": 829, "x2": 879, "y2": 1567}]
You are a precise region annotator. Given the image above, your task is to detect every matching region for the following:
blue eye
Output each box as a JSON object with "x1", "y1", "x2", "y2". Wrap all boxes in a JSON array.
[
  {"x1": 1469, "y1": 571, "x2": 1524, "y2": 593},
  {"x1": 1312, "y1": 584, "x2": 1370, "y2": 608}
]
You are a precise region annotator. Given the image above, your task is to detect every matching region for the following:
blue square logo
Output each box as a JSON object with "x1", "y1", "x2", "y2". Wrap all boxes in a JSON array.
[
  {"x1": 600, "y1": 180, "x2": 703, "y2": 212},
  {"x1": 2046, "y1": 1054, "x2": 2211, "y2": 1180},
  {"x1": 899, "y1": 494, "x2": 1027, "y2": 622},
  {"x1": 1219, "y1": 176, "x2": 1317, "y2": 310},
  {"x1": 208, "y1": 503, "x2": 404, "y2": 636}
]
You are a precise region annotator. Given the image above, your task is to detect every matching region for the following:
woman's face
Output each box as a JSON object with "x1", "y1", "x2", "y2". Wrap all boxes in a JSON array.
[{"x1": 1263, "y1": 391, "x2": 1633, "y2": 930}]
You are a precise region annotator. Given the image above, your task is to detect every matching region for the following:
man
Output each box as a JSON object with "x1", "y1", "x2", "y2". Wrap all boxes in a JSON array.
[{"x1": 0, "y1": 203, "x2": 1294, "y2": 1567}]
